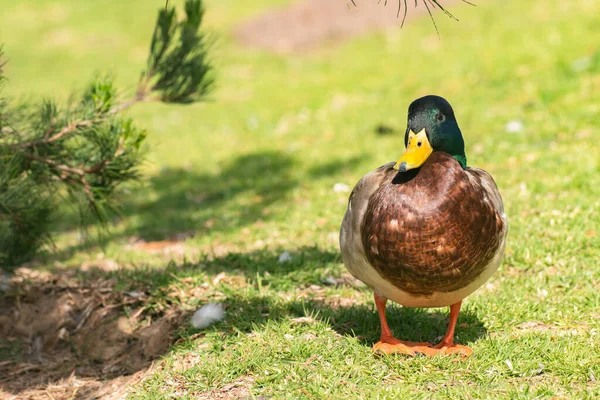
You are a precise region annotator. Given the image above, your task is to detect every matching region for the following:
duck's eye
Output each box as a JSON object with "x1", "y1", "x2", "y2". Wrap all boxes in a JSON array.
[
  {"x1": 436, "y1": 113, "x2": 445, "y2": 122},
  {"x1": 417, "y1": 141, "x2": 422, "y2": 147}
]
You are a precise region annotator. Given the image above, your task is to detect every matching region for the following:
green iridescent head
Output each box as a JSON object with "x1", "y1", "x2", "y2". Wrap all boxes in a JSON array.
[{"x1": 394, "y1": 95, "x2": 467, "y2": 171}]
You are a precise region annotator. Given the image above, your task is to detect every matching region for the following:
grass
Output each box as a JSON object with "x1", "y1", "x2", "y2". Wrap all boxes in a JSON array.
[{"x1": 1, "y1": 0, "x2": 600, "y2": 398}]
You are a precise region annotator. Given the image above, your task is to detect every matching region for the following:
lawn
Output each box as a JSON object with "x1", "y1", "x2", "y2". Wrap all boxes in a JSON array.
[{"x1": 1, "y1": 0, "x2": 600, "y2": 398}]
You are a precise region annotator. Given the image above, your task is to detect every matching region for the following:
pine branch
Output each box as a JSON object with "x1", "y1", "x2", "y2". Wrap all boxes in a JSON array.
[
  {"x1": 0, "y1": 0, "x2": 213, "y2": 270},
  {"x1": 4, "y1": 76, "x2": 148, "y2": 229},
  {"x1": 21, "y1": 120, "x2": 93, "y2": 149},
  {"x1": 139, "y1": 0, "x2": 213, "y2": 103}
]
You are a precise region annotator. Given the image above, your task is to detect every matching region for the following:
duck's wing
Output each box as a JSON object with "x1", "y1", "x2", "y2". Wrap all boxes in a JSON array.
[
  {"x1": 339, "y1": 162, "x2": 396, "y2": 287},
  {"x1": 465, "y1": 167, "x2": 509, "y2": 264},
  {"x1": 465, "y1": 167, "x2": 507, "y2": 224}
]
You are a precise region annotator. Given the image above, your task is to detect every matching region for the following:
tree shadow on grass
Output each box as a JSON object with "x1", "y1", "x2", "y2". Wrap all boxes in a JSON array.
[
  {"x1": 104, "y1": 245, "x2": 488, "y2": 346},
  {"x1": 47, "y1": 150, "x2": 364, "y2": 263},
  {"x1": 105, "y1": 246, "x2": 487, "y2": 349},
  {"x1": 55, "y1": 150, "x2": 299, "y2": 240},
  {"x1": 119, "y1": 150, "x2": 366, "y2": 241},
  {"x1": 0, "y1": 246, "x2": 487, "y2": 397},
  {"x1": 219, "y1": 294, "x2": 487, "y2": 348},
  {"x1": 121, "y1": 150, "x2": 298, "y2": 241}
]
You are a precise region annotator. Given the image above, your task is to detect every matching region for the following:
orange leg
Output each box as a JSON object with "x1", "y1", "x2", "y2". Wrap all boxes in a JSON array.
[
  {"x1": 372, "y1": 296, "x2": 473, "y2": 357},
  {"x1": 430, "y1": 301, "x2": 473, "y2": 356},
  {"x1": 372, "y1": 293, "x2": 431, "y2": 356}
]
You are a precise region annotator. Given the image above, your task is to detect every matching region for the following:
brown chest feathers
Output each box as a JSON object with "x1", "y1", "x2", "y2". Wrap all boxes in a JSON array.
[{"x1": 361, "y1": 152, "x2": 503, "y2": 296}]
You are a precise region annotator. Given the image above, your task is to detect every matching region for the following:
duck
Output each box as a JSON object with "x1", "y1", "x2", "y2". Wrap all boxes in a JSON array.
[{"x1": 340, "y1": 95, "x2": 507, "y2": 357}]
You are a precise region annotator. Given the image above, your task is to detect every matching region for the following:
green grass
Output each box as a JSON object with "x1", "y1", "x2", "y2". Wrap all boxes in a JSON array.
[{"x1": 2, "y1": 0, "x2": 600, "y2": 398}]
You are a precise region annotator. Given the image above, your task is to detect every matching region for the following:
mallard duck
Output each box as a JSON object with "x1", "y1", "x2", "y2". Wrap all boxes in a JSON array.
[{"x1": 340, "y1": 95, "x2": 507, "y2": 356}]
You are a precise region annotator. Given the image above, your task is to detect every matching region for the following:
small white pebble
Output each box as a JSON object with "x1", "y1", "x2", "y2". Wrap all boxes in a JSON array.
[
  {"x1": 333, "y1": 183, "x2": 350, "y2": 193},
  {"x1": 321, "y1": 276, "x2": 338, "y2": 286},
  {"x1": 572, "y1": 56, "x2": 591, "y2": 72},
  {"x1": 504, "y1": 359, "x2": 513, "y2": 371},
  {"x1": 191, "y1": 303, "x2": 225, "y2": 329},
  {"x1": 126, "y1": 291, "x2": 143, "y2": 298},
  {"x1": 278, "y1": 251, "x2": 293, "y2": 263},
  {"x1": 58, "y1": 327, "x2": 69, "y2": 341},
  {"x1": 505, "y1": 120, "x2": 524, "y2": 133}
]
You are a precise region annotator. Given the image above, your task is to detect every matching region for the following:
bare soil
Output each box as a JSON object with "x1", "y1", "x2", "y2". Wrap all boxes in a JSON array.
[
  {"x1": 0, "y1": 268, "x2": 185, "y2": 400},
  {"x1": 234, "y1": 0, "x2": 463, "y2": 54}
]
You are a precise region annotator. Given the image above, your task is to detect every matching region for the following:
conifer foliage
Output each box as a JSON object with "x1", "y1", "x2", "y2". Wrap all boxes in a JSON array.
[{"x1": 0, "y1": 0, "x2": 213, "y2": 269}]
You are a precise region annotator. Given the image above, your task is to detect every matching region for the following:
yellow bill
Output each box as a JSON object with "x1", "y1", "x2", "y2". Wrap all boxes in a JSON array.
[{"x1": 393, "y1": 128, "x2": 433, "y2": 171}]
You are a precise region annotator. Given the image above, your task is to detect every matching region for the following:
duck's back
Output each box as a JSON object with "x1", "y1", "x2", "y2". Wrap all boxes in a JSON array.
[{"x1": 340, "y1": 152, "x2": 507, "y2": 307}]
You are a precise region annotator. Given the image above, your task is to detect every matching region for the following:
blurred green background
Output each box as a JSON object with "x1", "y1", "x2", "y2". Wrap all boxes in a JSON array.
[{"x1": 1, "y1": 0, "x2": 599, "y2": 398}]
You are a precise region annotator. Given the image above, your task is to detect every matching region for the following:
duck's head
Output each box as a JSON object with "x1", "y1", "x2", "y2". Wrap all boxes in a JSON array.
[{"x1": 394, "y1": 95, "x2": 467, "y2": 172}]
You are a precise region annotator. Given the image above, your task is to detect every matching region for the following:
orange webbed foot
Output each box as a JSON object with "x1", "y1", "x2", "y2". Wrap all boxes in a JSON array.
[
  {"x1": 437, "y1": 343, "x2": 473, "y2": 357},
  {"x1": 422, "y1": 343, "x2": 473, "y2": 358},
  {"x1": 373, "y1": 339, "x2": 473, "y2": 358},
  {"x1": 373, "y1": 339, "x2": 433, "y2": 356}
]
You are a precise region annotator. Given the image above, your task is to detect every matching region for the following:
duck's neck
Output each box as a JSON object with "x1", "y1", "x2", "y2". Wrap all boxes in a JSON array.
[
  {"x1": 453, "y1": 154, "x2": 467, "y2": 169},
  {"x1": 434, "y1": 122, "x2": 467, "y2": 169}
]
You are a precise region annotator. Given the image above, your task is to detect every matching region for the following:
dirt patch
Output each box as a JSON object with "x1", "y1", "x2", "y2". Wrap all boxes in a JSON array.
[
  {"x1": 0, "y1": 268, "x2": 186, "y2": 399},
  {"x1": 0, "y1": 365, "x2": 158, "y2": 400},
  {"x1": 234, "y1": 0, "x2": 464, "y2": 54}
]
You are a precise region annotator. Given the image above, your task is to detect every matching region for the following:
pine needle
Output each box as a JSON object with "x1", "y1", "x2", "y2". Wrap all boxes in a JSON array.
[{"x1": 352, "y1": 0, "x2": 478, "y2": 35}]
